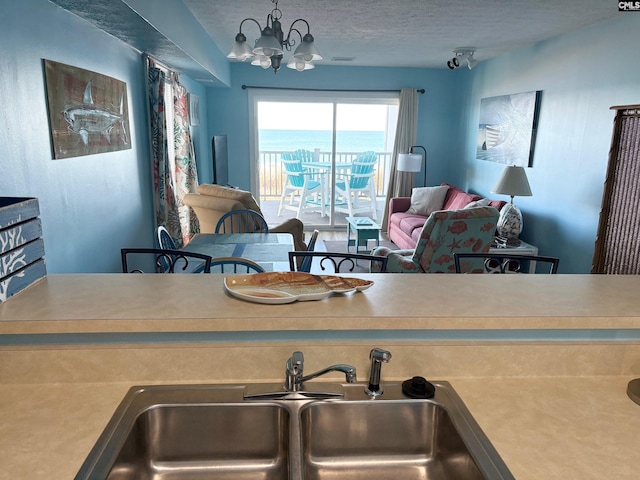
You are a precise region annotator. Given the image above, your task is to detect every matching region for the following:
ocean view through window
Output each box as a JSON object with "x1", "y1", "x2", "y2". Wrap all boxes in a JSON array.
[{"x1": 250, "y1": 91, "x2": 399, "y2": 229}]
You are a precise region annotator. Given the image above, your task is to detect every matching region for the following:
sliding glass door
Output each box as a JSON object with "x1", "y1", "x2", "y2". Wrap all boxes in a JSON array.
[{"x1": 249, "y1": 89, "x2": 399, "y2": 229}]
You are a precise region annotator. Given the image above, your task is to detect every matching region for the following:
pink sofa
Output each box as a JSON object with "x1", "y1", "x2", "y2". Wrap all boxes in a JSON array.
[{"x1": 388, "y1": 183, "x2": 507, "y2": 250}]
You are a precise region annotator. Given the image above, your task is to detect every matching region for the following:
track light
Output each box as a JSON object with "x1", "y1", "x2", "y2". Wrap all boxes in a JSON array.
[{"x1": 447, "y1": 47, "x2": 478, "y2": 70}]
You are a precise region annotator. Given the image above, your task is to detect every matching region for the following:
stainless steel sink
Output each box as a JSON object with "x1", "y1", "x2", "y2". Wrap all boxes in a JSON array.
[
  {"x1": 301, "y1": 401, "x2": 484, "y2": 480},
  {"x1": 76, "y1": 382, "x2": 514, "y2": 480}
]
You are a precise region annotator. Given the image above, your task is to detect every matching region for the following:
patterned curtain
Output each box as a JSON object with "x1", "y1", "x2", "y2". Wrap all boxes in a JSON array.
[
  {"x1": 146, "y1": 57, "x2": 199, "y2": 247},
  {"x1": 172, "y1": 82, "x2": 200, "y2": 244},
  {"x1": 381, "y1": 88, "x2": 419, "y2": 231}
]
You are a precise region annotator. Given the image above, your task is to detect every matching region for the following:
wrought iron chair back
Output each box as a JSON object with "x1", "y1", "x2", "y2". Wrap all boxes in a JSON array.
[
  {"x1": 215, "y1": 209, "x2": 269, "y2": 234},
  {"x1": 453, "y1": 252, "x2": 559, "y2": 274},
  {"x1": 156, "y1": 225, "x2": 177, "y2": 249},
  {"x1": 121, "y1": 248, "x2": 212, "y2": 274},
  {"x1": 210, "y1": 256, "x2": 265, "y2": 274},
  {"x1": 289, "y1": 251, "x2": 388, "y2": 274}
]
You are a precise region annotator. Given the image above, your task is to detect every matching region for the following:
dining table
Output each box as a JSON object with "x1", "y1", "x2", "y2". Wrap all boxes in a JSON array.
[{"x1": 182, "y1": 233, "x2": 294, "y2": 272}]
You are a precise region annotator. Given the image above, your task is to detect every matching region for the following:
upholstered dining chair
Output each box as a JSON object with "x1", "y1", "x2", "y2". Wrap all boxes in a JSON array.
[
  {"x1": 121, "y1": 248, "x2": 212, "y2": 273},
  {"x1": 215, "y1": 209, "x2": 269, "y2": 234},
  {"x1": 454, "y1": 253, "x2": 560, "y2": 274},
  {"x1": 371, "y1": 206, "x2": 499, "y2": 273}
]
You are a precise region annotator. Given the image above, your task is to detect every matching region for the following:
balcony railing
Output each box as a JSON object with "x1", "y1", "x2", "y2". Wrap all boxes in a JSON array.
[{"x1": 258, "y1": 149, "x2": 392, "y2": 201}]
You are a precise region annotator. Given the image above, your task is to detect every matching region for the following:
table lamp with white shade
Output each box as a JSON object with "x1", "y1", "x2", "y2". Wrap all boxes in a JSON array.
[
  {"x1": 491, "y1": 165, "x2": 532, "y2": 246},
  {"x1": 397, "y1": 145, "x2": 427, "y2": 187}
]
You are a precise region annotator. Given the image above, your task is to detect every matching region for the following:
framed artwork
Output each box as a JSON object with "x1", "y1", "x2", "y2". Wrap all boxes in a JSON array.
[
  {"x1": 188, "y1": 93, "x2": 200, "y2": 126},
  {"x1": 43, "y1": 60, "x2": 131, "y2": 159},
  {"x1": 476, "y1": 91, "x2": 541, "y2": 167}
]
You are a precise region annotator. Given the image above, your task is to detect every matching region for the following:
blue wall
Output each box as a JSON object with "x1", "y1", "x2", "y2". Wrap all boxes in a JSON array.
[
  {"x1": 460, "y1": 15, "x2": 640, "y2": 273},
  {"x1": 206, "y1": 64, "x2": 465, "y2": 190},
  {"x1": 0, "y1": 0, "x2": 209, "y2": 273},
  {"x1": 2, "y1": 0, "x2": 638, "y2": 274},
  {"x1": 0, "y1": 0, "x2": 153, "y2": 273},
  {"x1": 208, "y1": 16, "x2": 640, "y2": 273}
]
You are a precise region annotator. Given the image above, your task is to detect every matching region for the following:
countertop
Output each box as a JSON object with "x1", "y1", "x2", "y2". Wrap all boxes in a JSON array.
[
  {"x1": 3, "y1": 274, "x2": 640, "y2": 334},
  {"x1": 1, "y1": 377, "x2": 639, "y2": 480},
  {"x1": 1, "y1": 274, "x2": 639, "y2": 479}
]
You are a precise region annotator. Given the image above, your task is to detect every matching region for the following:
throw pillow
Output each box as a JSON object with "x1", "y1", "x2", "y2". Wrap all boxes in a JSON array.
[
  {"x1": 407, "y1": 186, "x2": 449, "y2": 216},
  {"x1": 464, "y1": 198, "x2": 491, "y2": 209}
]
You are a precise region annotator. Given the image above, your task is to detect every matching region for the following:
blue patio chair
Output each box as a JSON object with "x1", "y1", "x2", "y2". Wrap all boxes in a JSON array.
[
  {"x1": 335, "y1": 151, "x2": 378, "y2": 220},
  {"x1": 277, "y1": 152, "x2": 325, "y2": 218}
]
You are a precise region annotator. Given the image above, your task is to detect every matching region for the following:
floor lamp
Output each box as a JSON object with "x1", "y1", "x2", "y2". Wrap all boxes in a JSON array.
[{"x1": 397, "y1": 145, "x2": 427, "y2": 187}]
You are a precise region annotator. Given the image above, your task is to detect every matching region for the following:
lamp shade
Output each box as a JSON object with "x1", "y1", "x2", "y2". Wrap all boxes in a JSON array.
[
  {"x1": 253, "y1": 29, "x2": 283, "y2": 57},
  {"x1": 227, "y1": 34, "x2": 254, "y2": 61},
  {"x1": 292, "y1": 34, "x2": 322, "y2": 61},
  {"x1": 491, "y1": 165, "x2": 532, "y2": 197},
  {"x1": 397, "y1": 153, "x2": 422, "y2": 173}
]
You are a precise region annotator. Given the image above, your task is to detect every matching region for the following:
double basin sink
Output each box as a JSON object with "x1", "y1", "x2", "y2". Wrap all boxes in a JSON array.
[{"x1": 76, "y1": 381, "x2": 514, "y2": 480}]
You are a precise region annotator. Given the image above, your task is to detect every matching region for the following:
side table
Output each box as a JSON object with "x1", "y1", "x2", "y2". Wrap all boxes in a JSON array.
[
  {"x1": 345, "y1": 216, "x2": 381, "y2": 254},
  {"x1": 488, "y1": 240, "x2": 539, "y2": 274}
]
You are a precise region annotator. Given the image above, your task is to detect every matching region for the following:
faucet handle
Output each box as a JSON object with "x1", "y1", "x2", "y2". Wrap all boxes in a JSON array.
[
  {"x1": 285, "y1": 351, "x2": 304, "y2": 392},
  {"x1": 287, "y1": 351, "x2": 304, "y2": 374}
]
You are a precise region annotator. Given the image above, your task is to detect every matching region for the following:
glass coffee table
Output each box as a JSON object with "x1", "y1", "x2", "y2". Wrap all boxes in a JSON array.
[{"x1": 346, "y1": 216, "x2": 381, "y2": 254}]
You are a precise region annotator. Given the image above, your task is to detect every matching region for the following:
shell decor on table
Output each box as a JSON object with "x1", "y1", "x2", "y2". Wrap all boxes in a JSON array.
[{"x1": 223, "y1": 271, "x2": 373, "y2": 304}]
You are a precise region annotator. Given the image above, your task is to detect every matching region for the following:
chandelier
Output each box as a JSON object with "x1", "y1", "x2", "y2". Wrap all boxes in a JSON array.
[{"x1": 227, "y1": 0, "x2": 322, "y2": 73}]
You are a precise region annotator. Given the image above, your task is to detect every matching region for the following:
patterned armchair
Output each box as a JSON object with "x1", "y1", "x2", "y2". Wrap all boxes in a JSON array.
[{"x1": 372, "y1": 206, "x2": 499, "y2": 273}]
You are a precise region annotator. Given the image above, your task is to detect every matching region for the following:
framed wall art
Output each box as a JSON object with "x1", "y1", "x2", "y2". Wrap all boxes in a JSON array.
[
  {"x1": 43, "y1": 60, "x2": 131, "y2": 159},
  {"x1": 476, "y1": 91, "x2": 541, "y2": 167},
  {"x1": 188, "y1": 93, "x2": 200, "y2": 126}
]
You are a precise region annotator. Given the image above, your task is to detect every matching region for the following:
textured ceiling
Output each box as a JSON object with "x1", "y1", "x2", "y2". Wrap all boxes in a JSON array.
[
  {"x1": 184, "y1": 0, "x2": 619, "y2": 68},
  {"x1": 49, "y1": 0, "x2": 620, "y2": 80}
]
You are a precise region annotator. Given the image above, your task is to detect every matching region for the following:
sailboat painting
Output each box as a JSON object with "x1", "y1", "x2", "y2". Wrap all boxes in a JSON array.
[
  {"x1": 44, "y1": 60, "x2": 131, "y2": 159},
  {"x1": 476, "y1": 91, "x2": 541, "y2": 167}
]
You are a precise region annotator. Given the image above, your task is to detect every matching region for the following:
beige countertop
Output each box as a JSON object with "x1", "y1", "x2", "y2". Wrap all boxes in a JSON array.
[
  {"x1": 1, "y1": 274, "x2": 640, "y2": 479},
  {"x1": 3, "y1": 274, "x2": 640, "y2": 334},
  {"x1": 1, "y1": 376, "x2": 639, "y2": 480}
]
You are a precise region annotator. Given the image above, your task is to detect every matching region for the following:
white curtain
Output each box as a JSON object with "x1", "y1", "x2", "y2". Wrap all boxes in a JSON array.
[{"x1": 381, "y1": 88, "x2": 419, "y2": 231}]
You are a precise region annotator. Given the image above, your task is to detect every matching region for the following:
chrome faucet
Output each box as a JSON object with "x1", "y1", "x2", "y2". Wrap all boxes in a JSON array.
[
  {"x1": 365, "y1": 348, "x2": 392, "y2": 397},
  {"x1": 285, "y1": 351, "x2": 357, "y2": 392}
]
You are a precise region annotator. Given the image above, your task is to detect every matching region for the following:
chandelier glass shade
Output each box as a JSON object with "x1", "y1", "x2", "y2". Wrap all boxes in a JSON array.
[{"x1": 227, "y1": 0, "x2": 322, "y2": 73}]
